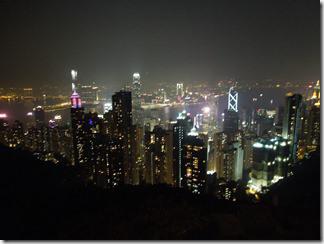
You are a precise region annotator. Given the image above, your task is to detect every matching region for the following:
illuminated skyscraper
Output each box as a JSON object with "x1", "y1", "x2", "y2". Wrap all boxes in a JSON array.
[
  {"x1": 223, "y1": 86, "x2": 239, "y2": 135},
  {"x1": 183, "y1": 130, "x2": 207, "y2": 194},
  {"x1": 70, "y1": 71, "x2": 85, "y2": 166},
  {"x1": 222, "y1": 136, "x2": 244, "y2": 182},
  {"x1": 132, "y1": 73, "x2": 142, "y2": 125},
  {"x1": 282, "y1": 93, "x2": 303, "y2": 163},
  {"x1": 306, "y1": 105, "x2": 320, "y2": 152},
  {"x1": 249, "y1": 136, "x2": 290, "y2": 193},
  {"x1": 176, "y1": 83, "x2": 184, "y2": 98},
  {"x1": 70, "y1": 103, "x2": 85, "y2": 166},
  {"x1": 33, "y1": 106, "x2": 49, "y2": 158},
  {"x1": 144, "y1": 125, "x2": 173, "y2": 185},
  {"x1": 228, "y1": 87, "x2": 238, "y2": 112},
  {"x1": 311, "y1": 80, "x2": 320, "y2": 107},
  {"x1": 112, "y1": 90, "x2": 133, "y2": 184},
  {"x1": 172, "y1": 111, "x2": 193, "y2": 187}
]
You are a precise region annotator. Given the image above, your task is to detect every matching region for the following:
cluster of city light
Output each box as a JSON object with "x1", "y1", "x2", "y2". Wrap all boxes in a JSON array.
[{"x1": 0, "y1": 113, "x2": 8, "y2": 118}]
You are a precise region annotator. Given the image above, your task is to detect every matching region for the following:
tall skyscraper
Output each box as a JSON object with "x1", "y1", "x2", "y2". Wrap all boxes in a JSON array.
[
  {"x1": 223, "y1": 86, "x2": 239, "y2": 135},
  {"x1": 132, "y1": 73, "x2": 142, "y2": 125},
  {"x1": 222, "y1": 136, "x2": 244, "y2": 182},
  {"x1": 282, "y1": 93, "x2": 303, "y2": 163},
  {"x1": 183, "y1": 129, "x2": 207, "y2": 194},
  {"x1": 112, "y1": 90, "x2": 133, "y2": 184},
  {"x1": 33, "y1": 106, "x2": 49, "y2": 158},
  {"x1": 144, "y1": 125, "x2": 173, "y2": 185},
  {"x1": 306, "y1": 105, "x2": 320, "y2": 152},
  {"x1": 176, "y1": 83, "x2": 184, "y2": 99},
  {"x1": 228, "y1": 86, "x2": 238, "y2": 112},
  {"x1": 70, "y1": 71, "x2": 85, "y2": 166},
  {"x1": 172, "y1": 111, "x2": 193, "y2": 187},
  {"x1": 223, "y1": 109, "x2": 239, "y2": 134}
]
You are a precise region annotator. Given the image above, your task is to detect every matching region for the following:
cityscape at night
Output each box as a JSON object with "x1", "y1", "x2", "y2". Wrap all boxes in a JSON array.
[{"x1": 0, "y1": 0, "x2": 321, "y2": 241}]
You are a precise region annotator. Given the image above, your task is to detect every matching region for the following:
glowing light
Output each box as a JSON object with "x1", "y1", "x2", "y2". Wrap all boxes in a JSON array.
[
  {"x1": 0, "y1": 113, "x2": 7, "y2": 118},
  {"x1": 27, "y1": 112, "x2": 33, "y2": 116},
  {"x1": 71, "y1": 70, "x2": 78, "y2": 80},
  {"x1": 253, "y1": 142, "x2": 264, "y2": 148},
  {"x1": 54, "y1": 115, "x2": 62, "y2": 120},
  {"x1": 280, "y1": 141, "x2": 287, "y2": 146},
  {"x1": 228, "y1": 87, "x2": 238, "y2": 112},
  {"x1": 133, "y1": 72, "x2": 140, "y2": 80},
  {"x1": 188, "y1": 126, "x2": 198, "y2": 136},
  {"x1": 207, "y1": 170, "x2": 216, "y2": 175},
  {"x1": 202, "y1": 106, "x2": 210, "y2": 114}
]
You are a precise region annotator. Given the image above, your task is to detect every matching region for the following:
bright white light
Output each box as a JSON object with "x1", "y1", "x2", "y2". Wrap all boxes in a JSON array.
[
  {"x1": 54, "y1": 115, "x2": 62, "y2": 120},
  {"x1": 27, "y1": 112, "x2": 33, "y2": 116},
  {"x1": 265, "y1": 144, "x2": 273, "y2": 149},
  {"x1": 133, "y1": 72, "x2": 140, "y2": 80},
  {"x1": 202, "y1": 106, "x2": 210, "y2": 114},
  {"x1": 71, "y1": 70, "x2": 78, "y2": 80},
  {"x1": 253, "y1": 142, "x2": 264, "y2": 148},
  {"x1": 0, "y1": 113, "x2": 7, "y2": 118},
  {"x1": 207, "y1": 170, "x2": 216, "y2": 175},
  {"x1": 280, "y1": 141, "x2": 287, "y2": 146},
  {"x1": 104, "y1": 102, "x2": 112, "y2": 112}
]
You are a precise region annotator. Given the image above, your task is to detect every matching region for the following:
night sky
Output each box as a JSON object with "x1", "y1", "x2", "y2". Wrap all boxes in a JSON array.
[{"x1": 0, "y1": 0, "x2": 320, "y2": 87}]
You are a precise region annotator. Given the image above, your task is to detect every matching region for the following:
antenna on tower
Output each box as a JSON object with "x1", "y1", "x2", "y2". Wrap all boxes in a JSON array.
[{"x1": 71, "y1": 69, "x2": 78, "y2": 92}]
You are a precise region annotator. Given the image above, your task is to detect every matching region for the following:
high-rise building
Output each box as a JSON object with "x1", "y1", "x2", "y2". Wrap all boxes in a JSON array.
[
  {"x1": 70, "y1": 104, "x2": 85, "y2": 166},
  {"x1": 222, "y1": 137, "x2": 244, "y2": 182},
  {"x1": 144, "y1": 125, "x2": 173, "y2": 185},
  {"x1": 34, "y1": 106, "x2": 45, "y2": 126},
  {"x1": 223, "y1": 109, "x2": 239, "y2": 134},
  {"x1": 33, "y1": 106, "x2": 49, "y2": 158},
  {"x1": 132, "y1": 124, "x2": 145, "y2": 185},
  {"x1": 183, "y1": 129, "x2": 207, "y2": 194},
  {"x1": 176, "y1": 83, "x2": 184, "y2": 99},
  {"x1": 132, "y1": 73, "x2": 142, "y2": 125},
  {"x1": 310, "y1": 80, "x2": 320, "y2": 107},
  {"x1": 306, "y1": 105, "x2": 320, "y2": 152},
  {"x1": 112, "y1": 90, "x2": 133, "y2": 184},
  {"x1": 228, "y1": 86, "x2": 238, "y2": 112},
  {"x1": 172, "y1": 111, "x2": 193, "y2": 187},
  {"x1": 282, "y1": 93, "x2": 303, "y2": 163},
  {"x1": 249, "y1": 136, "x2": 290, "y2": 193},
  {"x1": 207, "y1": 132, "x2": 226, "y2": 178},
  {"x1": 70, "y1": 71, "x2": 85, "y2": 166}
]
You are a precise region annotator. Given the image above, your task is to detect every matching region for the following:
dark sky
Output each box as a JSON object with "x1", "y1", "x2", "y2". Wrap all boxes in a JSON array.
[{"x1": 0, "y1": 0, "x2": 320, "y2": 88}]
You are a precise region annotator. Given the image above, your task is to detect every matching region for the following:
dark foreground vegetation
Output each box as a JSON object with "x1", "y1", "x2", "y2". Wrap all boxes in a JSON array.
[{"x1": 0, "y1": 145, "x2": 320, "y2": 240}]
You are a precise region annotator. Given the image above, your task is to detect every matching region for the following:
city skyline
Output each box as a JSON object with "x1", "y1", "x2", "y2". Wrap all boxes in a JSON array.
[{"x1": 0, "y1": 0, "x2": 321, "y2": 240}]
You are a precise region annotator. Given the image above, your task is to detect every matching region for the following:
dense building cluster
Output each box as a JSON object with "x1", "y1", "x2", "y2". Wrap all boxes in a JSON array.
[{"x1": 0, "y1": 73, "x2": 320, "y2": 199}]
